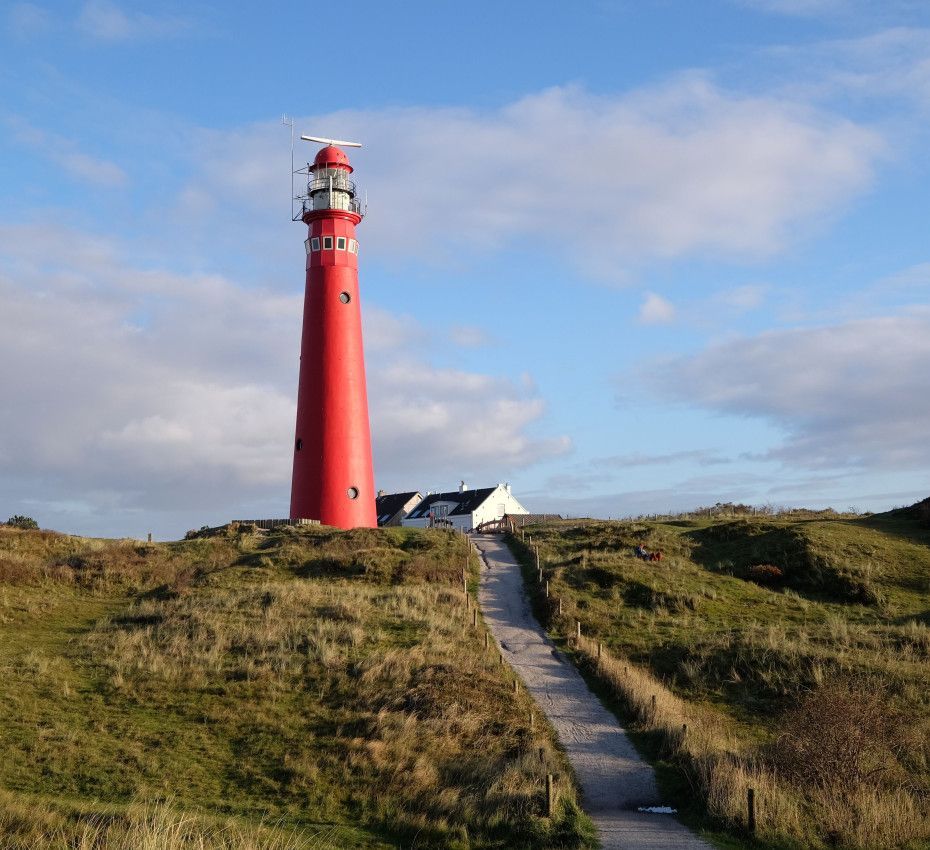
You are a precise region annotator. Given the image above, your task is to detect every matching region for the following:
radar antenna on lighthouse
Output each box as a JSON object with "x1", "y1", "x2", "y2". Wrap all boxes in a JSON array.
[
  {"x1": 286, "y1": 125, "x2": 377, "y2": 529},
  {"x1": 300, "y1": 134, "x2": 362, "y2": 148}
]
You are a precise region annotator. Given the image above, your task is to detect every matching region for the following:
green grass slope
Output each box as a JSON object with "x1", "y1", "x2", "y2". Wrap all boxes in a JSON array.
[
  {"x1": 510, "y1": 506, "x2": 930, "y2": 850},
  {"x1": 0, "y1": 524, "x2": 595, "y2": 850}
]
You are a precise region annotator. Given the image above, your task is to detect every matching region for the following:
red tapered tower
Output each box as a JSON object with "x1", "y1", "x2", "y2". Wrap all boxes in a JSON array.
[{"x1": 290, "y1": 140, "x2": 376, "y2": 528}]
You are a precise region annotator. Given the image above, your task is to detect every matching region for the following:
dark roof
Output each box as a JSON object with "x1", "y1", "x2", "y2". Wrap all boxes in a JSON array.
[
  {"x1": 406, "y1": 487, "x2": 498, "y2": 519},
  {"x1": 375, "y1": 491, "x2": 420, "y2": 525}
]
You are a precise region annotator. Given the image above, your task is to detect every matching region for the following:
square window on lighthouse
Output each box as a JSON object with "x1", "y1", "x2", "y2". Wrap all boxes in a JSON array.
[
  {"x1": 349, "y1": 239, "x2": 358, "y2": 254},
  {"x1": 336, "y1": 236, "x2": 347, "y2": 251},
  {"x1": 310, "y1": 237, "x2": 320, "y2": 252},
  {"x1": 322, "y1": 236, "x2": 333, "y2": 250}
]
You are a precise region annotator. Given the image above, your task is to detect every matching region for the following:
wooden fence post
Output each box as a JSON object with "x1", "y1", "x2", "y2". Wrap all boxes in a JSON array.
[
  {"x1": 597, "y1": 641, "x2": 602, "y2": 661},
  {"x1": 545, "y1": 580, "x2": 549, "y2": 598},
  {"x1": 576, "y1": 620, "x2": 581, "y2": 640},
  {"x1": 472, "y1": 608, "x2": 478, "y2": 628},
  {"x1": 558, "y1": 598, "x2": 563, "y2": 616},
  {"x1": 484, "y1": 632, "x2": 489, "y2": 649},
  {"x1": 546, "y1": 773, "x2": 555, "y2": 817},
  {"x1": 513, "y1": 678, "x2": 518, "y2": 694}
]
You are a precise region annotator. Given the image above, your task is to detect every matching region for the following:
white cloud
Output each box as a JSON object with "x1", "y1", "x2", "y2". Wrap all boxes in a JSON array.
[
  {"x1": 716, "y1": 284, "x2": 769, "y2": 311},
  {"x1": 0, "y1": 224, "x2": 566, "y2": 535},
  {"x1": 76, "y1": 0, "x2": 190, "y2": 41},
  {"x1": 761, "y1": 27, "x2": 930, "y2": 111},
  {"x1": 643, "y1": 311, "x2": 930, "y2": 470},
  {"x1": 637, "y1": 292, "x2": 676, "y2": 324},
  {"x1": 448, "y1": 325, "x2": 494, "y2": 348},
  {"x1": 181, "y1": 78, "x2": 882, "y2": 279},
  {"x1": 6, "y1": 117, "x2": 127, "y2": 188},
  {"x1": 371, "y1": 363, "x2": 570, "y2": 484},
  {"x1": 739, "y1": 0, "x2": 849, "y2": 15}
]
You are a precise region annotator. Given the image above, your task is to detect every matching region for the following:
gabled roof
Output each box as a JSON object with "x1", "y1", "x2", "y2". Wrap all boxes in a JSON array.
[
  {"x1": 375, "y1": 491, "x2": 420, "y2": 525},
  {"x1": 406, "y1": 487, "x2": 498, "y2": 519}
]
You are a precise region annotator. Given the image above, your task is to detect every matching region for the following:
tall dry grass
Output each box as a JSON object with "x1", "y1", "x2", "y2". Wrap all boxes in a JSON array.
[
  {"x1": 571, "y1": 633, "x2": 930, "y2": 848},
  {"x1": 0, "y1": 795, "x2": 315, "y2": 850},
  {"x1": 84, "y1": 565, "x2": 590, "y2": 843}
]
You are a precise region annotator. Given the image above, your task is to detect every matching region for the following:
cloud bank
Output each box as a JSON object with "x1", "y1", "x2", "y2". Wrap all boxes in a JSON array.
[
  {"x1": 644, "y1": 311, "x2": 930, "y2": 470},
  {"x1": 0, "y1": 224, "x2": 566, "y2": 536},
  {"x1": 184, "y1": 78, "x2": 883, "y2": 280}
]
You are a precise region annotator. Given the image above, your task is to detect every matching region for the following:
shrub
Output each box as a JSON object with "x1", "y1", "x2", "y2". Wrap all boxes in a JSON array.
[
  {"x1": 747, "y1": 563, "x2": 784, "y2": 583},
  {"x1": 766, "y1": 679, "x2": 909, "y2": 788},
  {"x1": 5, "y1": 515, "x2": 38, "y2": 530}
]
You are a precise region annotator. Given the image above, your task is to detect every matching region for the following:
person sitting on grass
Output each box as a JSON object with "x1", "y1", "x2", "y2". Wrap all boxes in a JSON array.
[
  {"x1": 635, "y1": 544, "x2": 649, "y2": 560},
  {"x1": 649, "y1": 551, "x2": 663, "y2": 562}
]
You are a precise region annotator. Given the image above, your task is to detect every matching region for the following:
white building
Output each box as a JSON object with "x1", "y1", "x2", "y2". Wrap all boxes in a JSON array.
[{"x1": 401, "y1": 482, "x2": 528, "y2": 532}]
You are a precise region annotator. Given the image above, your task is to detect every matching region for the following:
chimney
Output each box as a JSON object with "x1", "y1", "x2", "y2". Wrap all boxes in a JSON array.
[
  {"x1": 377, "y1": 489, "x2": 385, "y2": 498},
  {"x1": 505, "y1": 482, "x2": 511, "y2": 494},
  {"x1": 459, "y1": 480, "x2": 468, "y2": 492}
]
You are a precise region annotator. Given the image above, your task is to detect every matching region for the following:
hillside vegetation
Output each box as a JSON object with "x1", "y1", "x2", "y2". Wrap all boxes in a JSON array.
[
  {"x1": 510, "y1": 504, "x2": 930, "y2": 850},
  {"x1": 0, "y1": 523, "x2": 594, "y2": 849}
]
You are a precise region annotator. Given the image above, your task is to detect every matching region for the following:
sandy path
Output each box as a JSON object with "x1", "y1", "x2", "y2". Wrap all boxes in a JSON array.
[{"x1": 473, "y1": 534, "x2": 715, "y2": 850}]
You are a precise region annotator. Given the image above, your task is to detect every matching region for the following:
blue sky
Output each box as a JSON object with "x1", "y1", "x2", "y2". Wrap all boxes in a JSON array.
[{"x1": 2, "y1": 0, "x2": 930, "y2": 538}]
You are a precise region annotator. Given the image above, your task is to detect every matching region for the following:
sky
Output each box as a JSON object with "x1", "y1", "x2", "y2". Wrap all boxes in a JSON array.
[{"x1": 2, "y1": 0, "x2": 929, "y2": 539}]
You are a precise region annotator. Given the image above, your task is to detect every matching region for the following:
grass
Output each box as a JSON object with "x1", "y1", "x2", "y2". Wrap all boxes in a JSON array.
[
  {"x1": 0, "y1": 523, "x2": 596, "y2": 849},
  {"x1": 508, "y1": 504, "x2": 930, "y2": 850}
]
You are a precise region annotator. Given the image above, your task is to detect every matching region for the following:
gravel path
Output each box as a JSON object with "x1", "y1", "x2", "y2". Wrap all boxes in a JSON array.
[{"x1": 473, "y1": 534, "x2": 715, "y2": 850}]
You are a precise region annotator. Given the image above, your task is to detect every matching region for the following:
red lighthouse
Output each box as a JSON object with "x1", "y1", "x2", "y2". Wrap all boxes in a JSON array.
[{"x1": 290, "y1": 138, "x2": 376, "y2": 528}]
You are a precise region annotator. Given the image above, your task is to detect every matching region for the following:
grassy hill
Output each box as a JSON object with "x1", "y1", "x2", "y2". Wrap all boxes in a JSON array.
[
  {"x1": 508, "y1": 504, "x2": 930, "y2": 850},
  {"x1": 0, "y1": 523, "x2": 595, "y2": 849}
]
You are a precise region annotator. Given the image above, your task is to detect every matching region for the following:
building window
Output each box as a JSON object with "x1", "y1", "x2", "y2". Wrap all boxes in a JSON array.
[
  {"x1": 310, "y1": 237, "x2": 320, "y2": 252},
  {"x1": 349, "y1": 239, "x2": 359, "y2": 255},
  {"x1": 336, "y1": 236, "x2": 347, "y2": 251},
  {"x1": 295, "y1": 438, "x2": 302, "y2": 451},
  {"x1": 304, "y1": 238, "x2": 312, "y2": 256},
  {"x1": 322, "y1": 236, "x2": 333, "y2": 250},
  {"x1": 339, "y1": 291, "x2": 351, "y2": 303},
  {"x1": 347, "y1": 486, "x2": 359, "y2": 500}
]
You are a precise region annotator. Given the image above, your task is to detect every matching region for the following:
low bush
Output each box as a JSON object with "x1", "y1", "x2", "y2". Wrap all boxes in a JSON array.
[
  {"x1": 747, "y1": 563, "x2": 783, "y2": 583},
  {"x1": 5, "y1": 515, "x2": 38, "y2": 530}
]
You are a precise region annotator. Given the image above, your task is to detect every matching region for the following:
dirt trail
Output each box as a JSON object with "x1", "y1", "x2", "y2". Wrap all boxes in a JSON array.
[{"x1": 473, "y1": 534, "x2": 715, "y2": 850}]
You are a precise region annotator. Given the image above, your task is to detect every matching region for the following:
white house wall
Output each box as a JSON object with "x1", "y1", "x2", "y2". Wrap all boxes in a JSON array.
[
  {"x1": 472, "y1": 486, "x2": 529, "y2": 527},
  {"x1": 401, "y1": 485, "x2": 529, "y2": 531}
]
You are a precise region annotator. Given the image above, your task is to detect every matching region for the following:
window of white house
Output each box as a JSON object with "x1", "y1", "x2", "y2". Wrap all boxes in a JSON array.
[
  {"x1": 336, "y1": 236, "x2": 347, "y2": 251},
  {"x1": 322, "y1": 236, "x2": 334, "y2": 250}
]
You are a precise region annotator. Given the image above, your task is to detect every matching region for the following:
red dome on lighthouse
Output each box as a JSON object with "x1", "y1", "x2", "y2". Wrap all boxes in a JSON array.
[{"x1": 313, "y1": 145, "x2": 353, "y2": 172}]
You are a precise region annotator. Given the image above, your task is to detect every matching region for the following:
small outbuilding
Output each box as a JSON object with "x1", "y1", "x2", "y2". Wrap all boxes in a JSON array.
[
  {"x1": 375, "y1": 491, "x2": 423, "y2": 527},
  {"x1": 401, "y1": 482, "x2": 528, "y2": 532}
]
